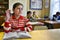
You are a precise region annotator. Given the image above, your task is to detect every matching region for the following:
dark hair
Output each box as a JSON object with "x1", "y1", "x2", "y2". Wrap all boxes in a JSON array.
[
  {"x1": 13, "y1": 2, "x2": 23, "y2": 10},
  {"x1": 27, "y1": 11, "x2": 31, "y2": 15},
  {"x1": 56, "y1": 12, "x2": 60, "y2": 15},
  {"x1": 33, "y1": 11, "x2": 35, "y2": 13}
]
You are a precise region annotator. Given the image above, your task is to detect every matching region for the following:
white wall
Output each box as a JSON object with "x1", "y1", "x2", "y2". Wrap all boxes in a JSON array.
[{"x1": 9, "y1": 0, "x2": 27, "y2": 16}]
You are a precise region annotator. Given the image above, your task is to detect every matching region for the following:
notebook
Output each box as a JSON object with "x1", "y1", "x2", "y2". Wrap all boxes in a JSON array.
[
  {"x1": 3, "y1": 31, "x2": 31, "y2": 40},
  {"x1": 17, "y1": 31, "x2": 31, "y2": 38},
  {"x1": 3, "y1": 32, "x2": 17, "y2": 40}
]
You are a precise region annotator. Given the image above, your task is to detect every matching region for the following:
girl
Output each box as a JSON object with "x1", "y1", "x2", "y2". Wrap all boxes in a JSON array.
[{"x1": 4, "y1": 2, "x2": 32, "y2": 33}]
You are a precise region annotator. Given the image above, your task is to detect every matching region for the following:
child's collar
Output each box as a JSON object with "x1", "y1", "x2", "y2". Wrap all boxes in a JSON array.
[{"x1": 16, "y1": 14, "x2": 21, "y2": 19}]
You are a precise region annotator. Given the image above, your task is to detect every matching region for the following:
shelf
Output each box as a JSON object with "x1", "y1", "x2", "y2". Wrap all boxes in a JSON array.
[
  {"x1": 0, "y1": 0, "x2": 8, "y2": 16},
  {"x1": 0, "y1": 2, "x2": 8, "y2": 5},
  {"x1": 0, "y1": 8, "x2": 8, "y2": 10}
]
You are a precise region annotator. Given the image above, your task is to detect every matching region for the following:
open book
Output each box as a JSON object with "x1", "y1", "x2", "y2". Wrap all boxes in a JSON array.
[{"x1": 3, "y1": 31, "x2": 31, "y2": 40}]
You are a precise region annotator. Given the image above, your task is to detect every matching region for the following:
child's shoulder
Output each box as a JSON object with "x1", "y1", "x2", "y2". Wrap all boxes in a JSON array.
[
  {"x1": 20, "y1": 15, "x2": 26, "y2": 19},
  {"x1": 57, "y1": 15, "x2": 60, "y2": 20}
]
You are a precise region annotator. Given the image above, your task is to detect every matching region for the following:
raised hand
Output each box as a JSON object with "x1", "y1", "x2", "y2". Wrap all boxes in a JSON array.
[{"x1": 5, "y1": 9, "x2": 11, "y2": 22}]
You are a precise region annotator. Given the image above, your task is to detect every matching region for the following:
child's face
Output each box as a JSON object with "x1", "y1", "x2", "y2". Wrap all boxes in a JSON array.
[
  {"x1": 28, "y1": 13, "x2": 31, "y2": 16},
  {"x1": 13, "y1": 5, "x2": 23, "y2": 15}
]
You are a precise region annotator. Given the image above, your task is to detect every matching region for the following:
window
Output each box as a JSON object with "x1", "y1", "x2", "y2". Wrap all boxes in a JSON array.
[
  {"x1": 50, "y1": 0, "x2": 60, "y2": 20},
  {"x1": 30, "y1": 0, "x2": 42, "y2": 10}
]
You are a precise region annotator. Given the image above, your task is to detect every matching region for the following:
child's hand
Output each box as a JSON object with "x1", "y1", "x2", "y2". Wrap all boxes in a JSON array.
[{"x1": 5, "y1": 9, "x2": 11, "y2": 22}]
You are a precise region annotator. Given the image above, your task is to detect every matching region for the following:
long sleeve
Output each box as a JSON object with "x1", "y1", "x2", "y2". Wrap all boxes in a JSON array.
[
  {"x1": 24, "y1": 19, "x2": 32, "y2": 32},
  {"x1": 4, "y1": 22, "x2": 11, "y2": 33},
  {"x1": 4, "y1": 10, "x2": 12, "y2": 33}
]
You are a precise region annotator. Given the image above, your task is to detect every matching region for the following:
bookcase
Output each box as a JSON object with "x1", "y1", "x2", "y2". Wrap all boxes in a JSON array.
[{"x1": 0, "y1": 0, "x2": 9, "y2": 16}]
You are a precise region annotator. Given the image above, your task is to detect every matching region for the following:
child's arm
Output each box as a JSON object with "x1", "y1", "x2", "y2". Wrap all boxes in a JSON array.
[
  {"x1": 4, "y1": 10, "x2": 11, "y2": 33},
  {"x1": 25, "y1": 19, "x2": 32, "y2": 32}
]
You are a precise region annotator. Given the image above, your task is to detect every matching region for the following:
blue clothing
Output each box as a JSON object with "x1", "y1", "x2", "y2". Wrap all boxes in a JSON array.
[
  {"x1": 57, "y1": 15, "x2": 60, "y2": 20},
  {"x1": 52, "y1": 15, "x2": 57, "y2": 21}
]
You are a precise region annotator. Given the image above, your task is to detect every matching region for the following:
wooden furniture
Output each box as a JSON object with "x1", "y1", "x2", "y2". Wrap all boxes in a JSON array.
[
  {"x1": 0, "y1": 29, "x2": 60, "y2": 40},
  {"x1": 0, "y1": 0, "x2": 9, "y2": 16},
  {"x1": 44, "y1": 21, "x2": 60, "y2": 29}
]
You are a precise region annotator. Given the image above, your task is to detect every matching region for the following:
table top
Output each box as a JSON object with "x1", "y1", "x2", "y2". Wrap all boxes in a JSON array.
[{"x1": 0, "y1": 29, "x2": 60, "y2": 40}]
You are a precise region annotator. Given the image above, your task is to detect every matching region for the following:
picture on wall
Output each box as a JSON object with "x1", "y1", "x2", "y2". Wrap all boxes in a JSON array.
[
  {"x1": 30, "y1": 0, "x2": 42, "y2": 10},
  {"x1": 45, "y1": 0, "x2": 49, "y2": 8}
]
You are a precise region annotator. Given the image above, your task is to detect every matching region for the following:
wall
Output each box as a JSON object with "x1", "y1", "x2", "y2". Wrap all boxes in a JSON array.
[{"x1": 27, "y1": 0, "x2": 50, "y2": 18}]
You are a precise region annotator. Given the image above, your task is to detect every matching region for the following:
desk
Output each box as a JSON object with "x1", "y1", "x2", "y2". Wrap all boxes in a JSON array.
[
  {"x1": 44, "y1": 21, "x2": 60, "y2": 29},
  {"x1": 0, "y1": 29, "x2": 60, "y2": 40}
]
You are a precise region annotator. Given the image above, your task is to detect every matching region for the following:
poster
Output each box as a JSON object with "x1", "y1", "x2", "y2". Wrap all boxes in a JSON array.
[
  {"x1": 30, "y1": 0, "x2": 42, "y2": 10},
  {"x1": 45, "y1": 0, "x2": 49, "y2": 8}
]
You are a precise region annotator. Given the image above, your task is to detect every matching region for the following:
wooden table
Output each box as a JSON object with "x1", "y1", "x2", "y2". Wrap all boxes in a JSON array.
[
  {"x1": 44, "y1": 21, "x2": 60, "y2": 29},
  {"x1": 0, "y1": 29, "x2": 60, "y2": 40}
]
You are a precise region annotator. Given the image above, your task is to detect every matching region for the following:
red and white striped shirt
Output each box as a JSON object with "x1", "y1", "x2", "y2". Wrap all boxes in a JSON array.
[{"x1": 4, "y1": 15, "x2": 32, "y2": 33}]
